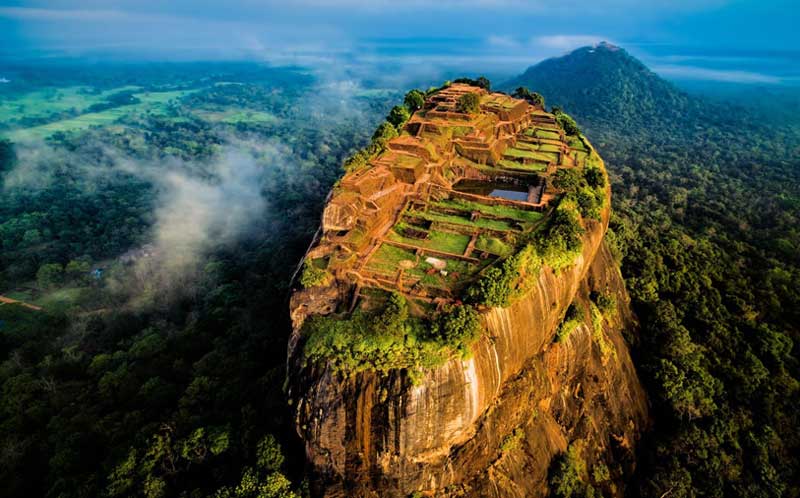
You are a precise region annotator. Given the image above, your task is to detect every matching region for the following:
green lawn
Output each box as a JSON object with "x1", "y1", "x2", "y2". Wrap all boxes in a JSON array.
[
  {"x1": 436, "y1": 198, "x2": 544, "y2": 223},
  {"x1": 365, "y1": 244, "x2": 417, "y2": 273},
  {"x1": 424, "y1": 231, "x2": 471, "y2": 254},
  {"x1": 405, "y1": 257, "x2": 485, "y2": 290},
  {"x1": 539, "y1": 151, "x2": 561, "y2": 162},
  {"x1": 474, "y1": 234, "x2": 514, "y2": 256},
  {"x1": 386, "y1": 223, "x2": 471, "y2": 255},
  {"x1": 503, "y1": 146, "x2": 539, "y2": 159},
  {"x1": 535, "y1": 129, "x2": 561, "y2": 140},
  {"x1": 504, "y1": 145, "x2": 554, "y2": 163},
  {"x1": 406, "y1": 209, "x2": 514, "y2": 231},
  {"x1": 539, "y1": 143, "x2": 563, "y2": 153},
  {"x1": 567, "y1": 137, "x2": 588, "y2": 151},
  {"x1": 497, "y1": 159, "x2": 548, "y2": 172}
]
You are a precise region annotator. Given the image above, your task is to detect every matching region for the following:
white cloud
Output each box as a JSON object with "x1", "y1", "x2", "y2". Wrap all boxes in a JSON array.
[
  {"x1": 533, "y1": 35, "x2": 612, "y2": 51},
  {"x1": 486, "y1": 35, "x2": 521, "y2": 49},
  {"x1": 652, "y1": 64, "x2": 781, "y2": 84},
  {"x1": 0, "y1": 7, "x2": 161, "y2": 23}
]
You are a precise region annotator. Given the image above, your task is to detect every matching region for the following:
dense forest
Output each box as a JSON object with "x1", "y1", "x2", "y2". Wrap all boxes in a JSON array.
[
  {"x1": 507, "y1": 45, "x2": 800, "y2": 498},
  {"x1": 0, "y1": 64, "x2": 399, "y2": 497},
  {"x1": 1, "y1": 50, "x2": 799, "y2": 498}
]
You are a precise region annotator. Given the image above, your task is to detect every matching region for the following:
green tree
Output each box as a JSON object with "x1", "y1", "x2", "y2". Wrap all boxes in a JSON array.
[
  {"x1": 343, "y1": 149, "x2": 370, "y2": 173},
  {"x1": 513, "y1": 86, "x2": 532, "y2": 99},
  {"x1": 555, "y1": 111, "x2": 581, "y2": 135},
  {"x1": 21, "y1": 229, "x2": 42, "y2": 246},
  {"x1": 553, "y1": 168, "x2": 583, "y2": 192},
  {"x1": 456, "y1": 93, "x2": 481, "y2": 115},
  {"x1": 106, "y1": 449, "x2": 137, "y2": 497},
  {"x1": 0, "y1": 139, "x2": 13, "y2": 173},
  {"x1": 404, "y1": 89, "x2": 425, "y2": 111},
  {"x1": 433, "y1": 304, "x2": 481, "y2": 349},
  {"x1": 512, "y1": 87, "x2": 546, "y2": 108},
  {"x1": 300, "y1": 260, "x2": 330, "y2": 288},
  {"x1": 37, "y1": 263, "x2": 64, "y2": 289},
  {"x1": 583, "y1": 166, "x2": 605, "y2": 189},
  {"x1": 256, "y1": 434, "x2": 285, "y2": 472},
  {"x1": 65, "y1": 259, "x2": 91, "y2": 282},
  {"x1": 378, "y1": 292, "x2": 409, "y2": 334},
  {"x1": 548, "y1": 444, "x2": 599, "y2": 498},
  {"x1": 371, "y1": 121, "x2": 398, "y2": 144},
  {"x1": 387, "y1": 105, "x2": 411, "y2": 129}
]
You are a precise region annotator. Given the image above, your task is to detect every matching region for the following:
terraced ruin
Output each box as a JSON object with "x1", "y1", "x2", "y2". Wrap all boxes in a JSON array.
[
  {"x1": 288, "y1": 83, "x2": 647, "y2": 498},
  {"x1": 302, "y1": 83, "x2": 598, "y2": 312}
]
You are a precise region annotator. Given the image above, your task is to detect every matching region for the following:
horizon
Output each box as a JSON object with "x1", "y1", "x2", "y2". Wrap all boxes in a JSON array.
[
  {"x1": 2, "y1": 2, "x2": 800, "y2": 498},
  {"x1": 2, "y1": 1, "x2": 799, "y2": 87}
]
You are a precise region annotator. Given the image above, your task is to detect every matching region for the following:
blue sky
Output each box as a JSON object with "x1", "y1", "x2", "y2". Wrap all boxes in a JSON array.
[{"x1": 1, "y1": 0, "x2": 798, "y2": 84}]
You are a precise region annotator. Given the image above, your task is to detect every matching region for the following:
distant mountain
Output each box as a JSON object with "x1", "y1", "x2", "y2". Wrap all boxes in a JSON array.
[{"x1": 501, "y1": 42, "x2": 702, "y2": 137}]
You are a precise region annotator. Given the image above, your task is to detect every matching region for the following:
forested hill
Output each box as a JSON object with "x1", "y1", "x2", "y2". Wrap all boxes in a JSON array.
[
  {"x1": 506, "y1": 44, "x2": 800, "y2": 496},
  {"x1": 501, "y1": 42, "x2": 744, "y2": 139}
]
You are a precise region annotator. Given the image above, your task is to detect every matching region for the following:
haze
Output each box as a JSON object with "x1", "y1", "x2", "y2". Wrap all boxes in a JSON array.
[{"x1": 1, "y1": 0, "x2": 798, "y2": 85}]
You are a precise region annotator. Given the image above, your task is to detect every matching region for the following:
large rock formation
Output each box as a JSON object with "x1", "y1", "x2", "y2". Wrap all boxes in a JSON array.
[{"x1": 287, "y1": 84, "x2": 648, "y2": 497}]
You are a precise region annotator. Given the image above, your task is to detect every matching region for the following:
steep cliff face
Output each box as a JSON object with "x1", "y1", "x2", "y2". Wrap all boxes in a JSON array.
[
  {"x1": 286, "y1": 84, "x2": 648, "y2": 497},
  {"x1": 289, "y1": 214, "x2": 647, "y2": 497}
]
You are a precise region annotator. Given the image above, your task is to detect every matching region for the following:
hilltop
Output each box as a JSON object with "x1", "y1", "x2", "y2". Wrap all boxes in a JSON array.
[
  {"x1": 291, "y1": 83, "x2": 602, "y2": 375},
  {"x1": 501, "y1": 42, "x2": 703, "y2": 137},
  {"x1": 506, "y1": 43, "x2": 800, "y2": 498},
  {"x1": 287, "y1": 83, "x2": 647, "y2": 497}
]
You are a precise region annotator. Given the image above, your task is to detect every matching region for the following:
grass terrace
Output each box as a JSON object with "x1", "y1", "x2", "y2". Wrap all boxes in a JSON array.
[
  {"x1": 498, "y1": 159, "x2": 549, "y2": 172},
  {"x1": 362, "y1": 240, "x2": 495, "y2": 295},
  {"x1": 539, "y1": 143, "x2": 563, "y2": 153},
  {"x1": 504, "y1": 146, "x2": 547, "y2": 160},
  {"x1": 481, "y1": 94, "x2": 520, "y2": 110},
  {"x1": 568, "y1": 136, "x2": 588, "y2": 151},
  {"x1": 523, "y1": 126, "x2": 561, "y2": 141},
  {"x1": 534, "y1": 129, "x2": 561, "y2": 140},
  {"x1": 386, "y1": 223, "x2": 472, "y2": 255},
  {"x1": 404, "y1": 257, "x2": 491, "y2": 291},
  {"x1": 365, "y1": 244, "x2": 418, "y2": 275},
  {"x1": 405, "y1": 209, "x2": 516, "y2": 231},
  {"x1": 393, "y1": 153, "x2": 424, "y2": 168},
  {"x1": 434, "y1": 198, "x2": 544, "y2": 223},
  {"x1": 474, "y1": 234, "x2": 515, "y2": 256}
]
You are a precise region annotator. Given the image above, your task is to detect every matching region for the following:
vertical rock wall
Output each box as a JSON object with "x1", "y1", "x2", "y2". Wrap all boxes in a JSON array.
[{"x1": 288, "y1": 203, "x2": 649, "y2": 496}]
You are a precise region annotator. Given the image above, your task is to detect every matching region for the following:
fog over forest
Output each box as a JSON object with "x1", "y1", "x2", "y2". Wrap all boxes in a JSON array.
[{"x1": 0, "y1": 2, "x2": 799, "y2": 498}]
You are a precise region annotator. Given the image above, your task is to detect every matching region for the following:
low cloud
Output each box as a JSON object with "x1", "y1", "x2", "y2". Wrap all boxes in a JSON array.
[
  {"x1": 534, "y1": 35, "x2": 612, "y2": 51},
  {"x1": 3, "y1": 136, "x2": 279, "y2": 301},
  {"x1": 137, "y1": 146, "x2": 268, "y2": 281},
  {"x1": 487, "y1": 35, "x2": 522, "y2": 49},
  {"x1": 652, "y1": 64, "x2": 782, "y2": 84}
]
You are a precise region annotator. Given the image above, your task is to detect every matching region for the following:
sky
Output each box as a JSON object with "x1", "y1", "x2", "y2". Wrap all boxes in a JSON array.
[{"x1": 1, "y1": 0, "x2": 798, "y2": 85}]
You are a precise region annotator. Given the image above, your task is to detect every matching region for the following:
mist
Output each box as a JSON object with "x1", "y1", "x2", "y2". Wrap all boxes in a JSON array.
[
  {"x1": 121, "y1": 145, "x2": 271, "y2": 295},
  {"x1": 3, "y1": 136, "x2": 286, "y2": 304},
  {"x1": 1, "y1": 1, "x2": 798, "y2": 86}
]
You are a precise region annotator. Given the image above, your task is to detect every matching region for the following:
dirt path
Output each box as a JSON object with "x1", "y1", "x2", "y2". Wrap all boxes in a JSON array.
[{"x1": 0, "y1": 295, "x2": 43, "y2": 311}]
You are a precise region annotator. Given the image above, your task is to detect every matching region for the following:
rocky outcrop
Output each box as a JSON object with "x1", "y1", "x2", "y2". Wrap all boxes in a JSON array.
[{"x1": 287, "y1": 192, "x2": 649, "y2": 496}]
